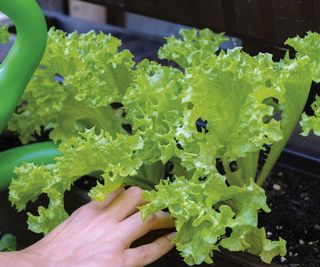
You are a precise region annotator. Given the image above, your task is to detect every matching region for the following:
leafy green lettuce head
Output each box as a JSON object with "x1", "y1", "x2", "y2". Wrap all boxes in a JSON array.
[{"x1": 10, "y1": 28, "x2": 320, "y2": 266}]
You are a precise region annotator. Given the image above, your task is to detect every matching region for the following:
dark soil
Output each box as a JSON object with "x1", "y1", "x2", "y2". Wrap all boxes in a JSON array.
[{"x1": 260, "y1": 165, "x2": 320, "y2": 267}]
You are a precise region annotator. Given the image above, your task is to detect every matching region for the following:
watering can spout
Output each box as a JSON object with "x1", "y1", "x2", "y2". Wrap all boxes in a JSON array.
[
  {"x1": 0, "y1": 1, "x2": 60, "y2": 191},
  {"x1": 0, "y1": 0, "x2": 47, "y2": 132}
]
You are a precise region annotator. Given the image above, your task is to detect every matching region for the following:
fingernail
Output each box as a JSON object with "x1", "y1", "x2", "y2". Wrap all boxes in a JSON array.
[{"x1": 167, "y1": 232, "x2": 177, "y2": 241}]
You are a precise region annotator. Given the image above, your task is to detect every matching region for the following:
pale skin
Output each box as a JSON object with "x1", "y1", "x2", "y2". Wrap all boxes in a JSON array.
[{"x1": 0, "y1": 187, "x2": 176, "y2": 267}]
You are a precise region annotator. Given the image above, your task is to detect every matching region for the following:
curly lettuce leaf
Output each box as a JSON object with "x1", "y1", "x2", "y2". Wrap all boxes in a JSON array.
[
  {"x1": 258, "y1": 44, "x2": 316, "y2": 184},
  {"x1": 182, "y1": 49, "x2": 283, "y2": 159},
  {"x1": 124, "y1": 60, "x2": 184, "y2": 163},
  {"x1": 27, "y1": 188, "x2": 68, "y2": 234},
  {"x1": 8, "y1": 28, "x2": 134, "y2": 143},
  {"x1": 220, "y1": 226, "x2": 286, "y2": 264},
  {"x1": 282, "y1": 32, "x2": 320, "y2": 138},
  {"x1": 9, "y1": 163, "x2": 68, "y2": 234},
  {"x1": 159, "y1": 28, "x2": 227, "y2": 68},
  {"x1": 300, "y1": 95, "x2": 320, "y2": 136},
  {"x1": 175, "y1": 49, "x2": 284, "y2": 185},
  {"x1": 9, "y1": 163, "x2": 60, "y2": 211},
  {"x1": 140, "y1": 174, "x2": 285, "y2": 265},
  {"x1": 57, "y1": 128, "x2": 144, "y2": 201},
  {"x1": 9, "y1": 128, "x2": 143, "y2": 233},
  {"x1": 285, "y1": 31, "x2": 320, "y2": 82}
]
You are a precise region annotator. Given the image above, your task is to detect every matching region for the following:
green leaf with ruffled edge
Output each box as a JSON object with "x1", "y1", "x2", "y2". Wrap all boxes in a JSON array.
[
  {"x1": 174, "y1": 49, "x2": 284, "y2": 185},
  {"x1": 9, "y1": 164, "x2": 60, "y2": 211},
  {"x1": 10, "y1": 128, "x2": 143, "y2": 233},
  {"x1": 283, "y1": 31, "x2": 320, "y2": 136},
  {"x1": 8, "y1": 28, "x2": 133, "y2": 143},
  {"x1": 285, "y1": 31, "x2": 320, "y2": 82},
  {"x1": 159, "y1": 28, "x2": 228, "y2": 68},
  {"x1": 9, "y1": 164, "x2": 68, "y2": 235},
  {"x1": 180, "y1": 49, "x2": 284, "y2": 160},
  {"x1": 124, "y1": 60, "x2": 184, "y2": 163},
  {"x1": 140, "y1": 174, "x2": 285, "y2": 266},
  {"x1": 281, "y1": 32, "x2": 320, "y2": 138},
  {"x1": 57, "y1": 128, "x2": 143, "y2": 181},
  {"x1": 220, "y1": 226, "x2": 286, "y2": 264},
  {"x1": 300, "y1": 95, "x2": 320, "y2": 136},
  {"x1": 27, "y1": 188, "x2": 68, "y2": 234}
]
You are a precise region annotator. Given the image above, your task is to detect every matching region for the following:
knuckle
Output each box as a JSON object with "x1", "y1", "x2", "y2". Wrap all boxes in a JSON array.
[
  {"x1": 128, "y1": 186, "x2": 143, "y2": 200},
  {"x1": 139, "y1": 247, "x2": 151, "y2": 261},
  {"x1": 70, "y1": 202, "x2": 98, "y2": 218}
]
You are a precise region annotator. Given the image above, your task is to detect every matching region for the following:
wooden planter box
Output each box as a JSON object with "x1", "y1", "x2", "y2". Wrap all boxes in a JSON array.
[{"x1": 81, "y1": 0, "x2": 320, "y2": 42}]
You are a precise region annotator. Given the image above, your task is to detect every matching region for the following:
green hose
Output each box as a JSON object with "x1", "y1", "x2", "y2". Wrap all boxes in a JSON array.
[
  {"x1": 0, "y1": 1, "x2": 60, "y2": 190},
  {"x1": 0, "y1": 0, "x2": 47, "y2": 132}
]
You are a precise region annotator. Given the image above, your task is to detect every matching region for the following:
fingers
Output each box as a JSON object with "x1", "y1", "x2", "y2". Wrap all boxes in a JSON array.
[
  {"x1": 106, "y1": 186, "x2": 147, "y2": 221},
  {"x1": 119, "y1": 211, "x2": 175, "y2": 247},
  {"x1": 125, "y1": 232, "x2": 176, "y2": 266}
]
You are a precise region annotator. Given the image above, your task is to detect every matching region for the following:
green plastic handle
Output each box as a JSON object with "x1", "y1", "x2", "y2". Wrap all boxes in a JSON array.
[
  {"x1": 0, "y1": 142, "x2": 61, "y2": 189},
  {"x1": 0, "y1": 0, "x2": 47, "y2": 132},
  {"x1": 0, "y1": 1, "x2": 61, "y2": 190}
]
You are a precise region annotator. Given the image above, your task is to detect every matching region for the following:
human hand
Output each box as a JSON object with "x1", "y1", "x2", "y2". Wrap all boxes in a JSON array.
[{"x1": 12, "y1": 187, "x2": 176, "y2": 267}]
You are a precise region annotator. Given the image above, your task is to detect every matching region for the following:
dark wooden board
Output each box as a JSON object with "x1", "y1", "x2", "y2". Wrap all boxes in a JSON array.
[
  {"x1": 83, "y1": 0, "x2": 320, "y2": 47},
  {"x1": 37, "y1": 0, "x2": 68, "y2": 13}
]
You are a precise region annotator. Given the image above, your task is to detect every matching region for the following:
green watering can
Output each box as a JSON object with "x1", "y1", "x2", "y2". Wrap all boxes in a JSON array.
[{"x1": 0, "y1": 0, "x2": 61, "y2": 190}]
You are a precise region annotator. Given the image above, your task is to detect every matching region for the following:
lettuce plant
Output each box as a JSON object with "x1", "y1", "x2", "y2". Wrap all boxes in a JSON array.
[{"x1": 6, "y1": 28, "x2": 320, "y2": 265}]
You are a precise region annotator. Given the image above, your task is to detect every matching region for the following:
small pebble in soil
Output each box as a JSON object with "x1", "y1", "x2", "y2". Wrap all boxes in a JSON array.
[
  {"x1": 273, "y1": 184, "x2": 282, "y2": 191},
  {"x1": 300, "y1": 192, "x2": 308, "y2": 198},
  {"x1": 276, "y1": 225, "x2": 283, "y2": 230},
  {"x1": 280, "y1": 256, "x2": 287, "y2": 263}
]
